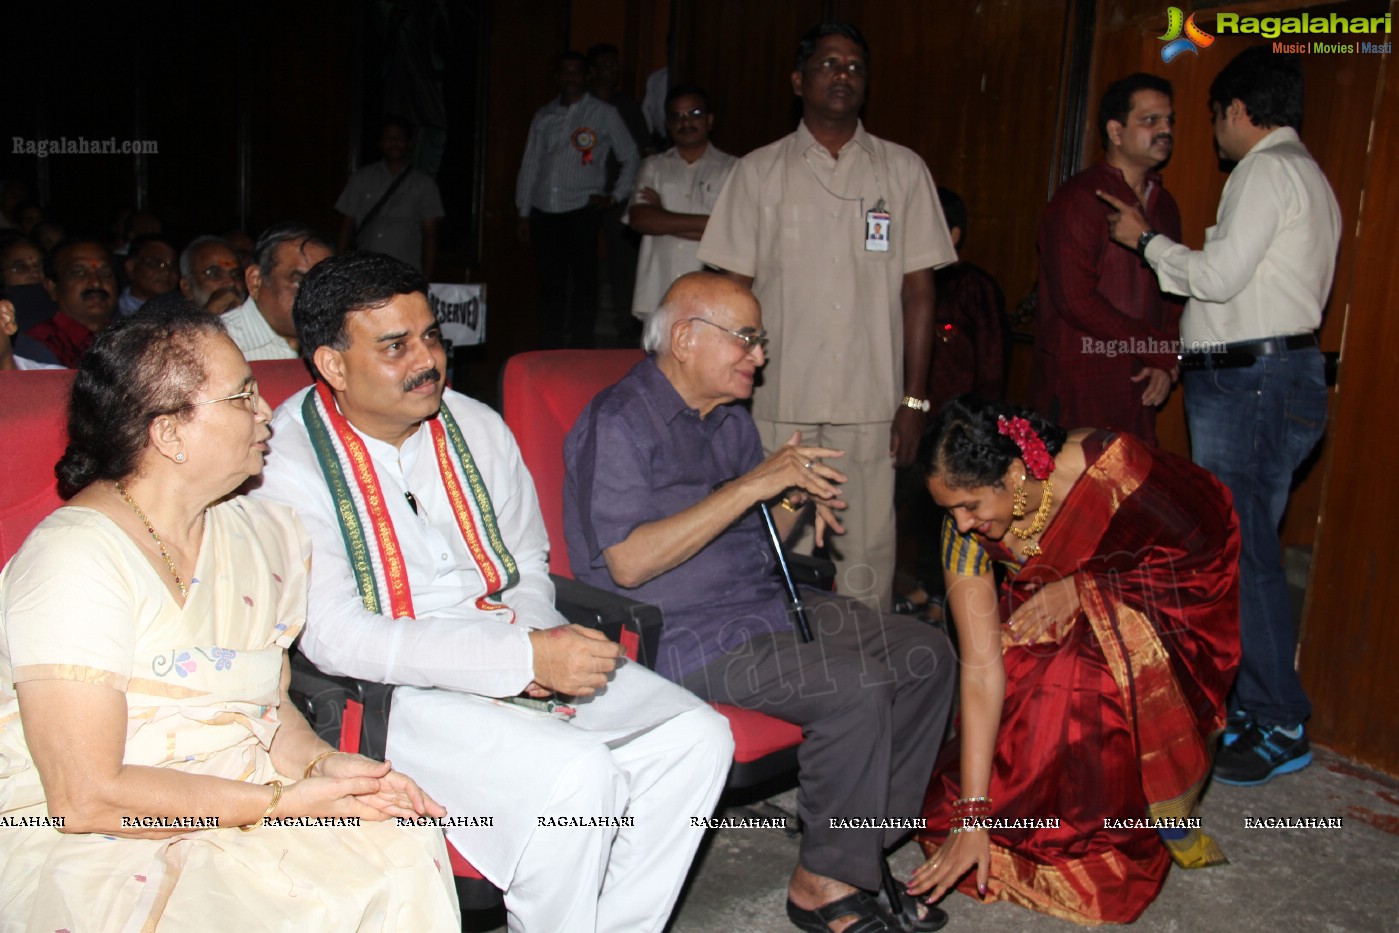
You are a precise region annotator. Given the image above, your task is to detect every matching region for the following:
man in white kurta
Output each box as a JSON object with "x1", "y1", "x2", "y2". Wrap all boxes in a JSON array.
[
  {"x1": 626, "y1": 85, "x2": 736, "y2": 318},
  {"x1": 253, "y1": 251, "x2": 731, "y2": 933}
]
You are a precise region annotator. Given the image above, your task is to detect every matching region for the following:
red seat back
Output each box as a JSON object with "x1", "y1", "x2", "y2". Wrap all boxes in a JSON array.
[
  {"x1": 0, "y1": 370, "x2": 75, "y2": 565},
  {"x1": 501, "y1": 349, "x2": 645, "y2": 577},
  {"x1": 0, "y1": 360, "x2": 311, "y2": 566}
]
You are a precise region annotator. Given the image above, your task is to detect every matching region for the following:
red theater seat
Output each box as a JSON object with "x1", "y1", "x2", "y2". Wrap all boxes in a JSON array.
[{"x1": 501, "y1": 349, "x2": 804, "y2": 787}]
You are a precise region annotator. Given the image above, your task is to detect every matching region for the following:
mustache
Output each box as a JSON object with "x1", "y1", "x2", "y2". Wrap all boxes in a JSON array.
[
  {"x1": 81, "y1": 287, "x2": 111, "y2": 301},
  {"x1": 1154, "y1": 134, "x2": 1173, "y2": 144},
  {"x1": 403, "y1": 367, "x2": 441, "y2": 391}
]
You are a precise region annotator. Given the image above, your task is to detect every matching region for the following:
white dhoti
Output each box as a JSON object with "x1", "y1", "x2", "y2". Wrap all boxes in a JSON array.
[{"x1": 387, "y1": 661, "x2": 733, "y2": 933}]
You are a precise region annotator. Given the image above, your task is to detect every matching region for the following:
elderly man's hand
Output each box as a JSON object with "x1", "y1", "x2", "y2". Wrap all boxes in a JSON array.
[
  {"x1": 743, "y1": 431, "x2": 847, "y2": 506},
  {"x1": 1095, "y1": 190, "x2": 1150, "y2": 251},
  {"x1": 529, "y1": 624, "x2": 624, "y2": 697}
]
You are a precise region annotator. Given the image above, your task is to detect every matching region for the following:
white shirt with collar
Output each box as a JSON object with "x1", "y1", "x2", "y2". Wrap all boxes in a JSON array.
[
  {"x1": 627, "y1": 144, "x2": 737, "y2": 316},
  {"x1": 1144, "y1": 126, "x2": 1341, "y2": 346},
  {"x1": 252, "y1": 385, "x2": 552, "y2": 694},
  {"x1": 221, "y1": 295, "x2": 299, "y2": 361},
  {"x1": 515, "y1": 92, "x2": 641, "y2": 216}
]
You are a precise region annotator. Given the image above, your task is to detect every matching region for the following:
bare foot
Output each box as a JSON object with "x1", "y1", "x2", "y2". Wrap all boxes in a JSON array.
[{"x1": 788, "y1": 864, "x2": 863, "y2": 933}]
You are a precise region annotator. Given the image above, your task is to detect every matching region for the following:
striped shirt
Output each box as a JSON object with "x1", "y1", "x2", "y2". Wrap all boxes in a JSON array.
[
  {"x1": 516, "y1": 92, "x2": 640, "y2": 216},
  {"x1": 222, "y1": 295, "x2": 298, "y2": 361}
]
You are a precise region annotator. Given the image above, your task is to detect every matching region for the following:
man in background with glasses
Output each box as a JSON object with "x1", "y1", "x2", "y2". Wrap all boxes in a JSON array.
[
  {"x1": 627, "y1": 84, "x2": 736, "y2": 326},
  {"x1": 179, "y1": 235, "x2": 247, "y2": 315},
  {"x1": 26, "y1": 239, "x2": 118, "y2": 367},
  {"x1": 118, "y1": 233, "x2": 179, "y2": 317},
  {"x1": 699, "y1": 21, "x2": 957, "y2": 612},
  {"x1": 565, "y1": 271, "x2": 954, "y2": 933}
]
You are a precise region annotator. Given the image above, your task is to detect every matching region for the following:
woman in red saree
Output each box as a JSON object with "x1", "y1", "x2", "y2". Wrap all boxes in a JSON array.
[{"x1": 907, "y1": 396, "x2": 1240, "y2": 924}]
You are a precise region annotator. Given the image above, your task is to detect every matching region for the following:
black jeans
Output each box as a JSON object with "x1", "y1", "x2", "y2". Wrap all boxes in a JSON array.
[{"x1": 531, "y1": 206, "x2": 602, "y2": 348}]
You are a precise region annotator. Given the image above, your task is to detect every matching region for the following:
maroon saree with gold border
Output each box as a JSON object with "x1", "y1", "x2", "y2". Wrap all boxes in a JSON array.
[{"x1": 919, "y1": 432, "x2": 1240, "y2": 924}]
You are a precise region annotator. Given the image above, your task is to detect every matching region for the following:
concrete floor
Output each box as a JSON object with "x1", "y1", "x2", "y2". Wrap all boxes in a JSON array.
[{"x1": 466, "y1": 744, "x2": 1399, "y2": 932}]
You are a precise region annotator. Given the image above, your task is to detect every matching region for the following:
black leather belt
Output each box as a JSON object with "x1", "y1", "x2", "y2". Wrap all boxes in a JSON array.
[{"x1": 1178, "y1": 333, "x2": 1317, "y2": 370}]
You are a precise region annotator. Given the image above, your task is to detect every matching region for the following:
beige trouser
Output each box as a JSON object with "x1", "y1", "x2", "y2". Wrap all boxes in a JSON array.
[{"x1": 755, "y1": 418, "x2": 897, "y2": 610}]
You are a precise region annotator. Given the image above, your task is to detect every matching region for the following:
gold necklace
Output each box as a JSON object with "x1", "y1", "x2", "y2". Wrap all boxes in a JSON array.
[
  {"x1": 115, "y1": 481, "x2": 200, "y2": 598},
  {"x1": 1008, "y1": 478, "x2": 1053, "y2": 557}
]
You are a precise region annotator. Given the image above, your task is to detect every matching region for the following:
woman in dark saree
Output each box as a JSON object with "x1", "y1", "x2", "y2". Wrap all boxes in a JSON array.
[{"x1": 908, "y1": 396, "x2": 1240, "y2": 924}]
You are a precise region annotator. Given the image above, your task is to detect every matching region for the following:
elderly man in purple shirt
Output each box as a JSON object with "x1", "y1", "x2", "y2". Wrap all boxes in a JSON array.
[{"x1": 564, "y1": 272, "x2": 955, "y2": 933}]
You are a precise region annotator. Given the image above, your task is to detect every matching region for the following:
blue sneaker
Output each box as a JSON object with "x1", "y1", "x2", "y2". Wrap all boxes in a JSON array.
[
  {"x1": 1222, "y1": 709, "x2": 1253, "y2": 747},
  {"x1": 1214, "y1": 722, "x2": 1311, "y2": 786}
]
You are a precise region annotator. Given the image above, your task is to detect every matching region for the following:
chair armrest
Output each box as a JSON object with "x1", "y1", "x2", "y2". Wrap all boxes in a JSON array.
[
  {"x1": 788, "y1": 553, "x2": 836, "y2": 592},
  {"x1": 288, "y1": 648, "x2": 397, "y2": 761},
  {"x1": 551, "y1": 574, "x2": 663, "y2": 670}
]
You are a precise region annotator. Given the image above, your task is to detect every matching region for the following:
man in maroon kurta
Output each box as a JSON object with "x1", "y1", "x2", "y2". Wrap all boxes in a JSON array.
[{"x1": 1031, "y1": 74, "x2": 1183, "y2": 444}]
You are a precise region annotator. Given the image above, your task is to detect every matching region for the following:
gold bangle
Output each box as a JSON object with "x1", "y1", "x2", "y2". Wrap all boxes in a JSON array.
[
  {"x1": 304, "y1": 750, "x2": 337, "y2": 779},
  {"x1": 240, "y1": 780, "x2": 283, "y2": 832}
]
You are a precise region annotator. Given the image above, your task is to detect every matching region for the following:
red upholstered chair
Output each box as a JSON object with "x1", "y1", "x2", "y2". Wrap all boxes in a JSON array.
[
  {"x1": 501, "y1": 349, "x2": 805, "y2": 786},
  {"x1": 0, "y1": 369, "x2": 72, "y2": 565}
]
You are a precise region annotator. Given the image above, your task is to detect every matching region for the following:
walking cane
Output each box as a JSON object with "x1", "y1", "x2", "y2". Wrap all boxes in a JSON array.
[
  {"x1": 757, "y1": 501, "x2": 919, "y2": 930},
  {"x1": 757, "y1": 502, "x2": 814, "y2": 643}
]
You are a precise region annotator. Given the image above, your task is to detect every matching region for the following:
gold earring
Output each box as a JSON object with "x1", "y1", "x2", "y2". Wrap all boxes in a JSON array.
[{"x1": 1012, "y1": 476, "x2": 1027, "y2": 519}]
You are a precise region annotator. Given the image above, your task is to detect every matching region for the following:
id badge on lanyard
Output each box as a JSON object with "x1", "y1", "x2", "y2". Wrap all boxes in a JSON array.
[{"x1": 865, "y1": 198, "x2": 890, "y2": 252}]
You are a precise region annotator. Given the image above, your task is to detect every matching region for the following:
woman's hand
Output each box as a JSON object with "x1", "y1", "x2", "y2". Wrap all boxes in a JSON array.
[
  {"x1": 907, "y1": 828, "x2": 990, "y2": 903},
  {"x1": 277, "y1": 775, "x2": 397, "y2": 823},
  {"x1": 1007, "y1": 575, "x2": 1082, "y2": 644},
  {"x1": 318, "y1": 754, "x2": 447, "y2": 819}
]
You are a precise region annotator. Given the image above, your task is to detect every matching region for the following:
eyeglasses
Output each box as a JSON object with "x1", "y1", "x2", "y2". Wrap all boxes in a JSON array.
[
  {"x1": 687, "y1": 317, "x2": 768, "y2": 353},
  {"x1": 198, "y1": 265, "x2": 242, "y2": 283},
  {"x1": 60, "y1": 264, "x2": 117, "y2": 283},
  {"x1": 666, "y1": 107, "x2": 707, "y2": 122},
  {"x1": 185, "y1": 381, "x2": 261, "y2": 413},
  {"x1": 812, "y1": 57, "x2": 867, "y2": 77},
  {"x1": 138, "y1": 257, "x2": 177, "y2": 272},
  {"x1": 6, "y1": 259, "x2": 42, "y2": 276}
]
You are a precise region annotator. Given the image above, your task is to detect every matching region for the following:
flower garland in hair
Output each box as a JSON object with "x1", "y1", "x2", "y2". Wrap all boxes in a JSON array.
[{"x1": 997, "y1": 416, "x2": 1055, "y2": 480}]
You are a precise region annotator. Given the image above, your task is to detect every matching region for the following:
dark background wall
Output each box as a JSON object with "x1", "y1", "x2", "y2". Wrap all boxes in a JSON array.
[{"x1": 4, "y1": 0, "x2": 1396, "y2": 772}]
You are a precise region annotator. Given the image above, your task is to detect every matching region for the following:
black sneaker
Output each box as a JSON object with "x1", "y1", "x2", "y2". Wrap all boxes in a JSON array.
[
  {"x1": 1214, "y1": 722, "x2": 1311, "y2": 786},
  {"x1": 1222, "y1": 708, "x2": 1253, "y2": 747}
]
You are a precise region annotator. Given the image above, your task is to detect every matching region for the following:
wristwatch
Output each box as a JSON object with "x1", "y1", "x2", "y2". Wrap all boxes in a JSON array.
[
  {"x1": 900, "y1": 395, "x2": 931, "y2": 413},
  {"x1": 1137, "y1": 229, "x2": 1159, "y2": 259}
]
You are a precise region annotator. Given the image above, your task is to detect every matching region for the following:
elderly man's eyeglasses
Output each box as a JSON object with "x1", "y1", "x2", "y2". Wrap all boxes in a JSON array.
[
  {"x1": 184, "y1": 381, "x2": 261, "y2": 413},
  {"x1": 688, "y1": 317, "x2": 768, "y2": 352},
  {"x1": 666, "y1": 107, "x2": 706, "y2": 122},
  {"x1": 812, "y1": 57, "x2": 866, "y2": 77},
  {"x1": 198, "y1": 265, "x2": 241, "y2": 283}
]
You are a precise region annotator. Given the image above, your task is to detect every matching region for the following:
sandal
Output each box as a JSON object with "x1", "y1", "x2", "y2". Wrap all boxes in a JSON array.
[
  {"x1": 884, "y1": 887, "x2": 949, "y2": 932},
  {"x1": 787, "y1": 891, "x2": 898, "y2": 932}
]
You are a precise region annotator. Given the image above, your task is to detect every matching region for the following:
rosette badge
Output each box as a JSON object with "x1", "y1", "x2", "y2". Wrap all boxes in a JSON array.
[{"x1": 571, "y1": 127, "x2": 598, "y2": 165}]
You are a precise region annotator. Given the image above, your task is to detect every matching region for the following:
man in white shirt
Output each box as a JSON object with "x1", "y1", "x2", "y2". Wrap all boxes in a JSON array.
[
  {"x1": 253, "y1": 251, "x2": 731, "y2": 933},
  {"x1": 1101, "y1": 46, "x2": 1340, "y2": 787},
  {"x1": 516, "y1": 51, "x2": 640, "y2": 348},
  {"x1": 627, "y1": 85, "x2": 735, "y2": 319},
  {"x1": 223, "y1": 223, "x2": 333, "y2": 361},
  {"x1": 335, "y1": 117, "x2": 444, "y2": 276}
]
